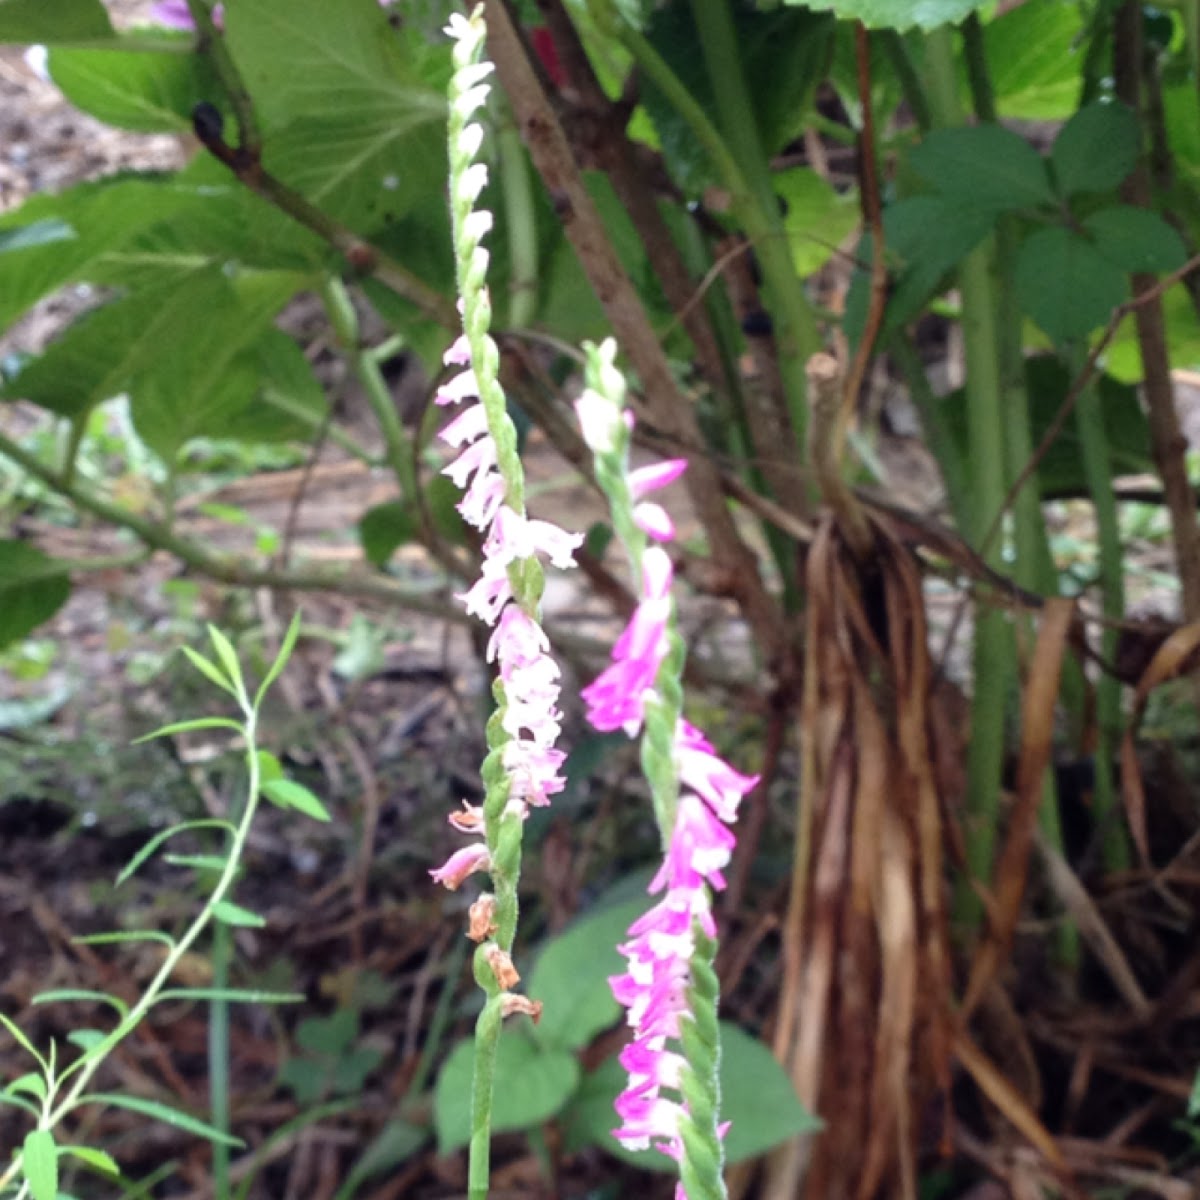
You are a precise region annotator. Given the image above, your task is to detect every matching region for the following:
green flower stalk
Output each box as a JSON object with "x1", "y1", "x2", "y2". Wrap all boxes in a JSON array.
[{"x1": 431, "y1": 9, "x2": 581, "y2": 1198}]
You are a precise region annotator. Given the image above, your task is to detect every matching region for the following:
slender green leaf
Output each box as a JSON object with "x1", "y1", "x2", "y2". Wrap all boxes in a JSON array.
[
  {"x1": 0, "y1": 542, "x2": 71, "y2": 650},
  {"x1": 0, "y1": 1091, "x2": 40, "y2": 1117},
  {"x1": 58, "y1": 1145, "x2": 119, "y2": 1177},
  {"x1": 74, "y1": 929, "x2": 175, "y2": 949},
  {"x1": 212, "y1": 901, "x2": 267, "y2": 928},
  {"x1": 206, "y1": 626, "x2": 246, "y2": 700},
  {"x1": 0, "y1": 1012, "x2": 47, "y2": 1070},
  {"x1": 134, "y1": 717, "x2": 244, "y2": 742},
  {"x1": 163, "y1": 854, "x2": 231, "y2": 873},
  {"x1": 21, "y1": 1129, "x2": 57, "y2": 1200},
  {"x1": 156, "y1": 988, "x2": 303, "y2": 1005},
  {"x1": 66, "y1": 1030, "x2": 106, "y2": 1053},
  {"x1": 117, "y1": 819, "x2": 238, "y2": 885},
  {"x1": 179, "y1": 647, "x2": 237, "y2": 698},
  {"x1": 80, "y1": 1093, "x2": 244, "y2": 1146},
  {"x1": 260, "y1": 779, "x2": 332, "y2": 822},
  {"x1": 255, "y1": 609, "x2": 303, "y2": 710},
  {"x1": 32, "y1": 990, "x2": 128, "y2": 1018}
]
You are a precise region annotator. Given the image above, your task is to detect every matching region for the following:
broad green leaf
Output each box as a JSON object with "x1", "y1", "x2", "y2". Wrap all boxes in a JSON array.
[
  {"x1": 0, "y1": 175, "x2": 193, "y2": 327},
  {"x1": 48, "y1": 36, "x2": 222, "y2": 133},
  {"x1": 358, "y1": 501, "x2": 419, "y2": 568},
  {"x1": 778, "y1": 167, "x2": 860, "y2": 277},
  {"x1": 256, "y1": 749, "x2": 284, "y2": 783},
  {"x1": 1084, "y1": 206, "x2": 1187, "y2": 274},
  {"x1": 82, "y1": 1093, "x2": 244, "y2": 1146},
  {"x1": 33, "y1": 990, "x2": 128, "y2": 1018},
  {"x1": 1164, "y1": 83, "x2": 1200, "y2": 190},
  {"x1": 223, "y1": 1, "x2": 448, "y2": 232},
  {"x1": 21, "y1": 1129, "x2": 57, "y2": 1200},
  {"x1": 985, "y1": 0, "x2": 1086, "y2": 119},
  {"x1": 528, "y1": 896, "x2": 649, "y2": 1051},
  {"x1": 1014, "y1": 226, "x2": 1128, "y2": 342},
  {"x1": 782, "y1": 0, "x2": 986, "y2": 32},
  {"x1": 117, "y1": 819, "x2": 238, "y2": 885},
  {"x1": 434, "y1": 1032, "x2": 580, "y2": 1153},
  {"x1": 0, "y1": 542, "x2": 70, "y2": 650},
  {"x1": 0, "y1": 0, "x2": 114, "y2": 43},
  {"x1": 224, "y1": 330, "x2": 328, "y2": 444},
  {"x1": 255, "y1": 608, "x2": 303, "y2": 709},
  {"x1": 1051, "y1": 103, "x2": 1139, "y2": 197},
  {"x1": 212, "y1": 901, "x2": 267, "y2": 928},
  {"x1": 563, "y1": 1022, "x2": 820, "y2": 1168},
  {"x1": 134, "y1": 717, "x2": 243, "y2": 742},
  {"x1": 58, "y1": 1146, "x2": 119, "y2": 1177},
  {"x1": 0, "y1": 219, "x2": 73, "y2": 253},
  {"x1": 6, "y1": 1073, "x2": 46, "y2": 1101},
  {"x1": 908, "y1": 124, "x2": 1055, "y2": 214},
  {"x1": 260, "y1": 779, "x2": 331, "y2": 822}
]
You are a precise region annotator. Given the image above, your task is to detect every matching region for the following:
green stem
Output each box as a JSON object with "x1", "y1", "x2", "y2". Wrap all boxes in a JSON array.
[
  {"x1": 1068, "y1": 343, "x2": 1129, "y2": 871},
  {"x1": 924, "y1": 28, "x2": 1014, "y2": 934},
  {"x1": 496, "y1": 106, "x2": 538, "y2": 330},
  {"x1": 600, "y1": 2, "x2": 819, "y2": 447},
  {"x1": 209, "y1": 920, "x2": 232, "y2": 1200},
  {"x1": 320, "y1": 276, "x2": 417, "y2": 506},
  {"x1": 880, "y1": 30, "x2": 932, "y2": 133}
]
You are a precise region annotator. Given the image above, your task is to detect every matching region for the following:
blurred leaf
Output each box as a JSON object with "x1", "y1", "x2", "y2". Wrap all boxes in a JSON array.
[
  {"x1": 1084, "y1": 205, "x2": 1187, "y2": 274},
  {"x1": 778, "y1": 167, "x2": 859, "y2": 276},
  {"x1": 84, "y1": 1093, "x2": 243, "y2": 1146},
  {"x1": 340, "y1": 1119, "x2": 427, "y2": 1193},
  {"x1": 48, "y1": 36, "x2": 222, "y2": 133},
  {"x1": 909, "y1": 124, "x2": 1055, "y2": 214},
  {"x1": 1104, "y1": 283, "x2": 1200, "y2": 383},
  {"x1": 180, "y1": 646, "x2": 237, "y2": 697},
  {"x1": 6, "y1": 1073, "x2": 46, "y2": 1101},
  {"x1": 58, "y1": 1146, "x2": 119, "y2": 1178},
  {"x1": 1014, "y1": 226, "x2": 1127, "y2": 341},
  {"x1": 985, "y1": 0, "x2": 1086, "y2": 119},
  {"x1": 563, "y1": 1022, "x2": 819, "y2": 1168},
  {"x1": 0, "y1": 219, "x2": 74, "y2": 253},
  {"x1": 528, "y1": 896, "x2": 650, "y2": 1051},
  {"x1": 0, "y1": 0, "x2": 115, "y2": 42},
  {"x1": 213, "y1": 901, "x2": 266, "y2": 928},
  {"x1": 780, "y1": 0, "x2": 986, "y2": 32},
  {"x1": 117, "y1": 819, "x2": 238, "y2": 885},
  {"x1": 359, "y1": 501, "x2": 419, "y2": 568},
  {"x1": 135, "y1": 717, "x2": 243, "y2": 742},
  {"x1": 33, "y1": 989, "x2": 128, "y2": 1017},
  {"x1": 21, "y1": 1129, "x2": 57, "y2": 1200},
  {"x1": 1050, "y1": 103, "x2": 1139, "y2": 197},
  {"x1": 0, "y1": 542, "x2": 70, "y2": 650},
  {"x1": 261, "y1": 779, "x2": 332, "y2": 822},
  {"x1": 434, "y1": 1032, "x2": 579, "y2": 1152},
  {"x1": 332, "y1": 613, "x2": 387, "y2": 681}
]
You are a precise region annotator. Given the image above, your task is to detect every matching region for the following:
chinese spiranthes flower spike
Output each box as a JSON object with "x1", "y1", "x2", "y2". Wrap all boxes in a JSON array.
[
  {"x1": 432, "y1": 8, "x2": 582, "y2": 1197},
  {"x1": 577, "y1": 339, "x2": 757, "y2": 1200}
]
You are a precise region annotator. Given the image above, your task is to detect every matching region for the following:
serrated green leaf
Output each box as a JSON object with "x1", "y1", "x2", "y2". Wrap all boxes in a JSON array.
[
  {"x1": 529, "y1": 896, "x2": 650, "y2": 1051},
  {"x1": 909, "y1": 124, "x2": 1055, "y2": 213},
  {"x1": 0, "y1": 0, "x2": 115, "y2": 43},
  {"x1": 48, "y1": 36, "x2": 222, "y2": 133},
  {"x1": 58, "y1": 1145, "x2": 119, "y2": 1177},
  {"x1": 33, "y1": 990, "x2": 129, "y2": 1018},
  {"x1": 260, "y1": 779, "x2": 331, "y2": 822},
  {"x1": 133, "y1": 717, "x2": 243, "y2": 742},
  {"x1": 1014, "y1": 226, "x2": 1128, "y2": 342},
  {"x1": 117, "y1": 819, "x2": 238, "y2": 885},
  {"x1": 255, "y1": 609, "x2": 303, "y2": 710},
  {"x1": 21, "y1": 1129, "x2": 57, "y2": 1200},
  {"x1": 206, "y1": 626, "x2": 246, "y2": 700},
  {"x1": 1051, "y1": 103, "x2": 1139, "y2": 197},
  {"x1": 434, "y1": 1032, "x2": 579, "y2": 1153},
  {"x1": 1084, "y1": 206, "x2": 1187, "y2": 274},
  {"x1": 212, "y1": 901, "x2": 267, "y2": 928},
  {"x1": 0, "y1": 541, "x2": 70, "y2": 650},
  {"x1": 6, "y1": 1073, "x2": 46, "y2": 1101},
  {"x1": 81, "y1": 1093, "x2": 244, "y2": 1146},
  {"x1": 180, "y1": 646, "x2": 237, "y2": 697},
  {"x1": 781, "y1": 0, "x2": 986, "y2": 32}
]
